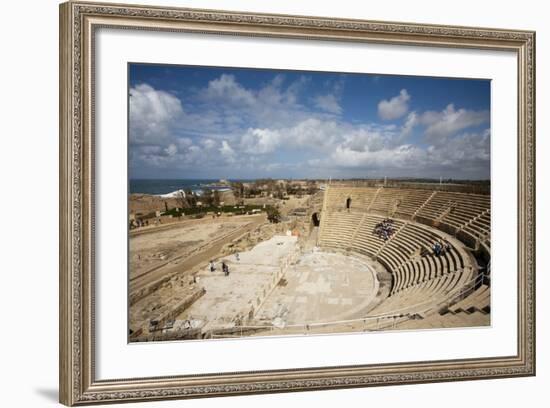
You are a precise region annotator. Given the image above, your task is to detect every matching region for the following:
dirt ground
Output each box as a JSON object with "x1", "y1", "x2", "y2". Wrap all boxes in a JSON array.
[
  {"x1": 242, "y1": 195, "x2": 312, "y2": 216},
  {"x1": 129, "y1": 190, "x2": 236, "y2": 215},
  {"x1": 129, "y1": 218, "x2": 251, "y2": 280},
  {"x1": 127, "y1": 194, "x2": 318, "y2": 341},
  {"x1": 128, "y1": 214, "x2": 269, "y2": 338}
]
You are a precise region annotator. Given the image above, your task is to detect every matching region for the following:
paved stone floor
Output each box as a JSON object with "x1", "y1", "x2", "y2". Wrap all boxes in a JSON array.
[
  {"x1": 174, "y1": 239, "x2": 379, "y2": 336},
  {"x1": 176, "y1": 235, "x2": 299, "y2": 331},
  {"x1": 256, "y1": 249, "x2": 379, "y2": 325}
]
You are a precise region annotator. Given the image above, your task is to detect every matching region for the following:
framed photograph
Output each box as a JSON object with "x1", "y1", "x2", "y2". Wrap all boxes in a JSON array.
[{"x1": 59, "y1": 1, "x2": 536, "y2": 405}]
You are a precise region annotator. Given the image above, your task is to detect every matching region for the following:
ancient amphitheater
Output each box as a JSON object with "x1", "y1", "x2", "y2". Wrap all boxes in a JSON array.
[
  {"x1": 313, "y1": 185, "x2": 491, "y2": 332},
  {"x1": 130, "y1": 184, "x2": 491, "y2": 341}
]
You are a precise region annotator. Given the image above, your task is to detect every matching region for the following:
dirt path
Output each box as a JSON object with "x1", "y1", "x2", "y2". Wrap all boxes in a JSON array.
[
  {"x1": 130, "y1": 215, "x2": 266, "y2": 293},
  {"x1": 130, "y1": 213, "x2": 257, "y2": 238},
  {"x1": 130, "y1": 220, "x2": 250, "y2": 281}
]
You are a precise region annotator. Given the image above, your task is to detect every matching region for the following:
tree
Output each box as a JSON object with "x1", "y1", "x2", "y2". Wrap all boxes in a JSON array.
[
  {"x1": 284, "y1": 181, "x2": 292, "y2": 195},
  {"x1": 213, "y1": 190, "x2": 221, "y2": 206},
  {"x1": 184, "y1": 189, "x2": 196, "y2": 207},
  {"x1": 274, "y1": 185, "x2": 284, "y2": 199},
  {"x1": 232, "y1": 182, "x2": 245, "y2": 199},
  {"x1": 176, "y1": 191, "x2": 188, "y2": 209},
  {"x1": 286, "y1": 182, "x2": 298, "y2": 195},
  {"x1": 306, "y1": 180, "x2": 317, "y2": 195},
  {"x1": 266, "y1": 206, "x2": 281, "y2": 223},
  {"x1": 202, "y1": 189, "x2": 214, "y2": 207}
]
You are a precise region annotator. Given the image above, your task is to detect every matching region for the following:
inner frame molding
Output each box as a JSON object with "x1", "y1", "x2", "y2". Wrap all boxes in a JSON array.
[{"x1": 59, "y1": 1, "x2": 536, "y2": 405}]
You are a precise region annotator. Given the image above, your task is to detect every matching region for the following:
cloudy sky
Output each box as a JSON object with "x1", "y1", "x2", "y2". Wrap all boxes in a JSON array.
[{"x1": 129, "y1": 64, "x2": 490, "y2": 180}]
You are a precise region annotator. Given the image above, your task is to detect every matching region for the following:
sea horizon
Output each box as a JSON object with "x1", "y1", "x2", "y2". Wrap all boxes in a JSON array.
[
  {"x1": 130, "y1": 179, "x2": 244, "y2": 195},
  {"x1": 129, "y1": 177, "x2": 490, "y2": 196}
]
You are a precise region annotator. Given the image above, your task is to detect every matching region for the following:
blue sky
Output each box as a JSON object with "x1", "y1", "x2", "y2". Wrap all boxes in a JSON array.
[{"x1": 129, "y1": 63, "x2": 490, "y2": 180}]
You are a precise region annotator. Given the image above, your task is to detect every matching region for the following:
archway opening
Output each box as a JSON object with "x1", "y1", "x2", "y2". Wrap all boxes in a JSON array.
[
  {"x1": 312, "y1": 212, "x2": 320, "y2": 227},
  {"x1": 346, "y1": 197, "x2": 352, "y2": 209}
]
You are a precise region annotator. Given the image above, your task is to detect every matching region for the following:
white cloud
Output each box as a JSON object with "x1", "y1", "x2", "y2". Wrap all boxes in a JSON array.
[
  {"x1": 330, "y1": 143, "x2": 426, "y2": 169},
  {"x1": 401, "y1": 112, "x2": 418, "y2": 137},
  {"x1": 198, "y1": 73, "x2": 315, "y2": 132},
  {"x1": 164, "y1": 143, "x2": 177, "y2": 156},
  {"x1": 201, "y1": 138, "x2": 217, "y2": 150},
  {"x1": 240, "y1": 128, "x2": 282, "y2": 154},
  {"x1": 419, "y1": 104, "x2": 489, "y2": 144},
  {"x1": 129, "y1": 78, "x2": 489, "y2": 179},
  {"x1": 427, "y1": 129, "x2": 490, "y2": 164},
  {"x1": 202, "y1": 74, "x2": 255, "y2": 106},
  {"x1": 219, "y1": 140, "x2": 236, "y2": 163},
  {"x1": 378, "y1": 89, "x2": 411, "y2": 120},
  {"x1": 129, "y1": 84, "x2": 183, "y2": 145},
  {"x1": 313, "y1": 94, "x2": 342, "y2": 114},
  {"x1": 139, "y1": 145, "x2": 162, "y2": 155},
  {"x1": 341, "y1": 128, "x2": 389, "y2": 153},
  {"x1": 237, "y1": 115, "x2": 416, "y2": 159},
  {"x1": 304, "y1": 121, "x2": 490, "y2": 179},
  {"x1": 177, "y1": 137, "x2": 193, "y2": 148},
  {"x1": 257, "y1": 75, "x2": 296, "y2": 107},
  {"x1": 286, "y1": 118, "x2": 340, "y2": 149}
]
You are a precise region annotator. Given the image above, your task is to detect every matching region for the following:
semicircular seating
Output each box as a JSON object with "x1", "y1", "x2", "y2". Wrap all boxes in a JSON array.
[{"x1": 318, "y1": 185, "x2": 490, "y2": 327}]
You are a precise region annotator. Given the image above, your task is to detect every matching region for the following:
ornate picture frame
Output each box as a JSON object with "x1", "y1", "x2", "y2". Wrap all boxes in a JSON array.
[{"x1": 59, "y1": 1, "x2": 535, "y2": 405}]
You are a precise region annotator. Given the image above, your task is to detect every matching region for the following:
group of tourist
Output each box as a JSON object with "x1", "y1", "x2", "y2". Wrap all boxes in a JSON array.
[
  {"x1": 373, "y1": 218, "x2": 395, "y2": 241},
  {"x1": 432, "y1": 239, "x2": 451, "y2": 257},
  {"x1": 208, "y1": 252, "x2": 242, "y2": 276},
  {"x1": 371, "y1": 217, "x2": 453, "y2": 256},
  {"x1": 129, "y1": 218, "x2": 150, "y2": 229},
  {"x1": 209, "y1": 260, "x2": 231, "y2": 276}
]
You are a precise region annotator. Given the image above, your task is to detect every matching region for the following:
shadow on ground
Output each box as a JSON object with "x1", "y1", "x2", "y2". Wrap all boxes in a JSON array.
[{"x1": 34, "y1": 388, "x2": 58, "y2": 402}]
